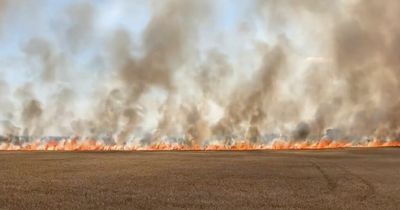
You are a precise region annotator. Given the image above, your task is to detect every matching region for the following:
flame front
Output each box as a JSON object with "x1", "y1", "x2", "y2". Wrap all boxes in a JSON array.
[{"x1": 1, "y1": 137, "x2": 399, "y2": 151}]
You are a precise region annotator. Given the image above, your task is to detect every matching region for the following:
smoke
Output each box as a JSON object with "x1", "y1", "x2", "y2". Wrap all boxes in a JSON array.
[
  {"x1": 24, "y1": 38, "x2": 61, "y2": 82},
  {"x1": 330, "y1": 0, "x2": 400, "y2": 139},
  {"x1": 292, "y1": 122, "x2": 310, "y2": 140},
  {"x1": 0, "y1": 0, "x2": 8, "y2": 34},
  {"x1": 213, "y1": 42, "x2": 288, "y2": 137},
  {"x1": 64, "y1": 2, "x2": 95, "y2": 52},
  {"x1": 21, "y1": 99, "x2": 43, "y2": 136},
  {"x1": 1, "y1": 0, "x2": 400, "y2": 148}
]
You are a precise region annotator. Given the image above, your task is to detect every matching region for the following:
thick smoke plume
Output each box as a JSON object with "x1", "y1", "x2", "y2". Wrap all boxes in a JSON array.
[{"x1": 1, "y1": 0, "x2": 400, "y2": 150}]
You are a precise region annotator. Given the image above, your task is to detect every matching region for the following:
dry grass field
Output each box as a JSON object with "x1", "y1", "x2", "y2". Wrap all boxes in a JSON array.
[{"x1": 1, "y1": 148, "x2": 400, "y2": 209}]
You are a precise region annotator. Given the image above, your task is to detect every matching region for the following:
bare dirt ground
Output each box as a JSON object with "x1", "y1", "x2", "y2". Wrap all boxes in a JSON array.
[{"x1": 0, "y1": 148, "x2": 399, "y2": 209}]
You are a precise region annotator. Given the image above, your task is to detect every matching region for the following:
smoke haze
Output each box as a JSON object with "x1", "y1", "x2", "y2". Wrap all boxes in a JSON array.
[{"x1": 0, "y1": 0, "x2": 399, "y2": 149}]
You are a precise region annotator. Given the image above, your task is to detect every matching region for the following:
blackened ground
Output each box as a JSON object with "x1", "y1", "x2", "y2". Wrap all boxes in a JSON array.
[{"x1": 0, "y1": 148, "x2": 400, "y2": 209}]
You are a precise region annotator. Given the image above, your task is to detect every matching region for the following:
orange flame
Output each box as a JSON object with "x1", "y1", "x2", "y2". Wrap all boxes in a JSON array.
[{"x1": 0, "y1": 138, "x2": 399, "y2": 151}]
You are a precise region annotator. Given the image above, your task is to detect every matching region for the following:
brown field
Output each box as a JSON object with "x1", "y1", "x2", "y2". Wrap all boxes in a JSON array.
[{"x1": 0, "y1": 149, "x2": 400, "y2": 209}]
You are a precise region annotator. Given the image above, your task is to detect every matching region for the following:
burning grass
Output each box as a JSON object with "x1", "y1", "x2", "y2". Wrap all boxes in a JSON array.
[{"x1": 1, "y1": 137, "x2": 399, "y2": 151}]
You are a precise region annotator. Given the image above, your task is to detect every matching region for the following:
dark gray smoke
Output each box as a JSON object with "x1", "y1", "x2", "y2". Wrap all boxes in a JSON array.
[{"x1": 292, "y1": 122, "x2": 310, "y2": 140}]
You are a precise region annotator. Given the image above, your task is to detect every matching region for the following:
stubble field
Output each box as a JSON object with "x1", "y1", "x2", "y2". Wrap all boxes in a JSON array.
[{"x1": 1, "y1": 148, "x2": 400, "y2": 209}]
